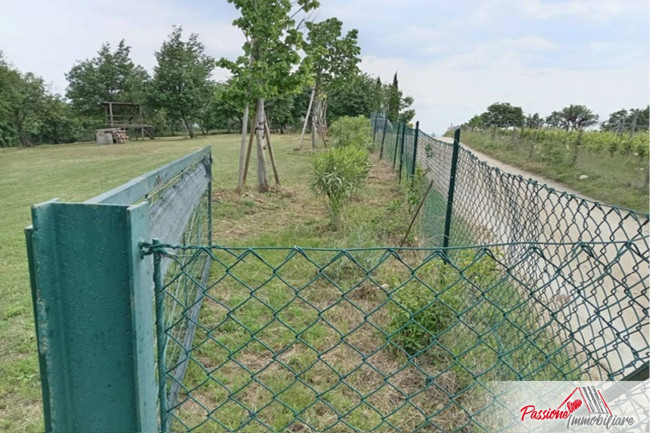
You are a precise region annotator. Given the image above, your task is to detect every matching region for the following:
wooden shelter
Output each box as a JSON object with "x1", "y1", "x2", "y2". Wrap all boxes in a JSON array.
[{"x1": 102, "y1": 102, "x2": 154, "y2": 139}]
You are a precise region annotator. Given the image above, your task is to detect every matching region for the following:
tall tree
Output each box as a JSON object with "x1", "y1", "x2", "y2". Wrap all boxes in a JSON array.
[
  {"x1": 65, "y1": 40, "x2": 149, "y2": 116},
  {"x1": 151, "y1": 27, "x2": 215, "y2": 138},
  {"x1": 301, "y1": 17, "x2": 360, "y2": 148},
  {"x1": 372, "y1": 77, "x2": 383, "y2": 113},
  {"x1": 387, "y1": 72, "x2": 400, "y2": 123},
  {"x1": 219, "y1": 0, "x2": 319, "y2": 192}
]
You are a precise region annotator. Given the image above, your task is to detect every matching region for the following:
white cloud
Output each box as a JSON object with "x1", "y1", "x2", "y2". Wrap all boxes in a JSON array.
[
  {"x1": 519, "y1": 0, "x2": 646, "y2": 20},
  {"x1": 362, "y1": 50, "x2": 648, "y2": 134}
]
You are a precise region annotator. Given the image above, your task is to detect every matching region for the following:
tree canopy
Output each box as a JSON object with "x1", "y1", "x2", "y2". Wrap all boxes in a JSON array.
[
  {"x1": 65, "y1": 40, "x2": 149, "y2": 116},
  {"x1": 151, "y1": 27, "x2": 215, "y2": 138}
]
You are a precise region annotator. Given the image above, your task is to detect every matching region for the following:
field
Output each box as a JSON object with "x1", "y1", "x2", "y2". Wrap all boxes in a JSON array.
[
  {"x1": 0, "y1": 133, "x2": 416, "y2": 431},
  {"x1": 450, "y1": 129, "x2": 649, "y2": 213},
  {"x1": 0, "y1": 133, "x2": 583, "y2": 432}
]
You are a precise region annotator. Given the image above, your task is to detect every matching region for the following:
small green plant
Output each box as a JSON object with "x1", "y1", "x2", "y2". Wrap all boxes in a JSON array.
[
  {"x1": 311, "y1": 146, "x2": 370, "y2": 229},
  {"x1": 329, "y1": 115, "x2": 374, "y2": 150}
]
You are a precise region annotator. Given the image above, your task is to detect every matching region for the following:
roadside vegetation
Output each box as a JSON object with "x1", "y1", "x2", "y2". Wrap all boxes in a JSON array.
[{"x1": 451, "y1": 103, "x2": 649, "y2": 213}]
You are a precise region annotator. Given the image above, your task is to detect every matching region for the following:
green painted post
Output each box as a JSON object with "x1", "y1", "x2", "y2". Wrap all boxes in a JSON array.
[
  {"x1": 25, "y1": 201, "x2": 157, "y2": 433},
  {"x1": 442, "y1": 128, "x2": 461, "y2": 249},
  {"x1": 392, "y1": 122, "x2": 401, "y2": 170},
  {"x1": 152, "y1": 239, "x2": 169, "y2": 432},
  {"x1": 398, "y1": 124, "x2": 407, "y2": 184},
  {"x1": 411, "y1": 121, "x2": 420, "y2": 183},
  {"x1": 379, "y1": 115, "x2": 388, "y2": 160},
  {"x1": 372, "y1": 113, "x2": 378, "y2": 143}
]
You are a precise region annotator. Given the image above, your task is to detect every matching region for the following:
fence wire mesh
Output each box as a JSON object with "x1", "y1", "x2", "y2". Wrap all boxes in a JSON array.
[
  {"x1": 148, "y1": 241, "x2": 647, "y2": 432},
  {"x1": 146, "y1": 156, "x2": 213, "y2": 426},
  {"x1": 146, "y1": 116, "x2": 648, "y2": 432}
]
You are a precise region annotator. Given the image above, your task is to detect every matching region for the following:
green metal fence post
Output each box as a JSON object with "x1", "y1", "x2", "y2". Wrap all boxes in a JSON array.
[
  {"x1": 152, "y1": 239, "x2": 169, "y2": 433},
  {"x1": 398, "y1": 123, "x2": 406, "y2": 184},
  {"x1": 442, "y1": 128, "x2": 461, "y2": 249},
  {"x1": 411, "y1": 121, "x2": 420, "y2": 183},
  {"x1": 392, "y1": 122, "x2": 401, "y2": 170},
  {"x1": 379, "y1": 115, "x2": 388, "y2": 160},
  {"x1": 372, "y1": 113, "x2": 378, "y2": 143},
  {"x1": 25, "y1": 201, "x2": 157, "y2": 433}
]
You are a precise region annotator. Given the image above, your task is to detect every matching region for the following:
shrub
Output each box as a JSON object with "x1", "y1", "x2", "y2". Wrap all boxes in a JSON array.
[
  {"x1": 388, "y1": 251, "x2": 500, "y2": 355},
  {"x1": 311, "y1": 146, "x2": 370, "y2": 229},
  {"x1": 329, "y1": 115, "x2": 373, "y2": 150}
]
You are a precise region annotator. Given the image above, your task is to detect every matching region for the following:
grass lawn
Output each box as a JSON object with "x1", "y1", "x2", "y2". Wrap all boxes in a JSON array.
[
  {"x1": 0, "y1": 133, "x2": 411, "y2": 432},
  {"x1": 0, "y1": 134, "x2": 238, "y2": 432},
  {"x1": 450, "y1": 130, "x2": 649, "y2": 213},
  {"x1": 1, "y1": 133, "x2": 579, "y2": 432}
]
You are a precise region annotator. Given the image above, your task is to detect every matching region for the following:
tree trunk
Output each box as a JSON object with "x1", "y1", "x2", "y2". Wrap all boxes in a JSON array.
[
  {"x1": 298, "y1": 86, "x2": 316, "y2": 149},
  {"x1": 182, "y1": 117, "x2": 195, "y2": 138},
  {"x1": 237, "y1": 103, "x2": 250, "y2": 191},
  {"x1": 311, "y1": 82, "x2": 320, "y2": 149},
  {"x1": 254, "y1": 98, "x2": 270, "y2": 192}
]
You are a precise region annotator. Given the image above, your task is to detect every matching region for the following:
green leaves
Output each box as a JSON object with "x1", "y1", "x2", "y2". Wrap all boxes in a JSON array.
[
  {"x1": 304, "y1": 18, "x2": 360, "y2": 92},
  {"x1": 151, "y1": 27, "x2": 215, "y2": 137},
  {"x1": 220, "y1": 0, "x2": 320, "y2": 103},
  {"x1": 311, "y1": 146, "x2": 370, "y2": 229},
  {"x1": 329, "y1": 115, "x2": 373, "y2": 150},
  {"x1": 65, "y1": 40, "x2": 149, "y2": 116}
]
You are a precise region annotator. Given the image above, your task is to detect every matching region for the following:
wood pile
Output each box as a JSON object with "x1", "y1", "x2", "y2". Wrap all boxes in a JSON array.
[{"x1": 112, "y1": 129, "x2": 128, "y2": 143}]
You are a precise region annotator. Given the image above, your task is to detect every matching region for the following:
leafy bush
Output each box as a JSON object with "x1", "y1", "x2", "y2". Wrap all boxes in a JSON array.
[
  {"x1": 388, "y1": 251, "x2": 500, "y2": 355},
  {"x1": 329, "y1": 115, "x2": 373, "y2": 150},
  {"x1": 311, "y1": 146, "x2": 370, "y2": 229}
]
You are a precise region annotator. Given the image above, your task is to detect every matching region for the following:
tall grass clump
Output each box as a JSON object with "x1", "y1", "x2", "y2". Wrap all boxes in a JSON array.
[
  {"x1": 329, "y1": 115, "x2": 374, "y2": 150},
  {"x1": 311, "y1": 146, "x2": 369, "y2": 229}
]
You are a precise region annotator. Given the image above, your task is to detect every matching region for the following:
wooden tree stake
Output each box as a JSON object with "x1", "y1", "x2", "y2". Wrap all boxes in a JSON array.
[{"x1": 264, "y1": 115, "x2": 281, "y2": 185}]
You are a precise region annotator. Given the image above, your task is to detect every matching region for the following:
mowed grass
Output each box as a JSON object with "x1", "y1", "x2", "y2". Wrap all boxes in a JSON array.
[
  {"x1": 452, "y1": 130, "x2": 649, "y2": 213},
  {"x1": 1, "y1": 133, "x2": 579, "y2": 432},
  {"x1": 0, "y1": 133, "x2": 412, "y2": 432},
  {"x1": 0, "y1": 134, "x2": 257, "y2": 432}
]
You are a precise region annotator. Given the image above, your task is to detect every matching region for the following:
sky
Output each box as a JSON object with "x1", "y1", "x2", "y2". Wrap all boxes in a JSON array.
[{"x1": 0, "y1": 0, "x2": 648, "y2": 135}]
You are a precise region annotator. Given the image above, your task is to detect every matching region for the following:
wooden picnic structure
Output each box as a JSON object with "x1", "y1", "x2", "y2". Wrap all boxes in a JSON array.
[{"x1": 102, "y1": 101, "x2": 154, "y2": 140}]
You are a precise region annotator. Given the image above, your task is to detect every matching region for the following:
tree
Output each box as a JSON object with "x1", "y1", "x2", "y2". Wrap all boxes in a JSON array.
[
  {"x1": 12, "y1": 72, "x2": 49, "y2": 146},
  {"x1": 328, "y1": 73, "x2": 378, "y2": 121},
  {"x1": 372, "y1": 77, "x2": 383, "y2": 113},
  {"x1": 387, "y1": 72, "x2": 400, "y2": 123},
  {"x1": 301, "y1": 17, "x2": 360, "y2": 148},
  {"x1": 484, "y1": 102, "x2": 524, "y2": 128},
  {"x1": 601, "y1": 106, "x2": 649, "y2": 134},
  {"x1": 524, "y1": 113, "x2": 543, "y2": 129},
  {"x1": 219, "y1": 0, "x2": 319, "y2": 192},
  {"x1": 398, "y1": 95, "x2": 415, "y2": 123},
  {"x1": 558, "y1": 105, "x2": 598, "y2": 131},
  {"x1": 66, "y1": 40, "x2": 149, "y2": 116},
  {"x1": 151, "y1": 27, "x2": 215, "y2": 138}
]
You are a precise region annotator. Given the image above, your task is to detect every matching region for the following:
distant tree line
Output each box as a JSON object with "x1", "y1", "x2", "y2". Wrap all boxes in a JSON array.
[
  {"x1": 0, "y1": 21, "x2": 414, "y2": 147},
  {"x1": 463, "y1": 102, "x2": 649, "y2": 134},
  {"x1": 459, "y1": 102, "x2": 649, "y2": 167}
]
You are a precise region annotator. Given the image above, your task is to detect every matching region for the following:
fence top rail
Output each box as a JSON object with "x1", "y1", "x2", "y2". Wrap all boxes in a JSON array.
[
  {"x1": 142, "y1": 236, "x2": 648, "y2": 255},
  {"x1": 86, "y1": 146, "x2": 211, "y2": 206}
]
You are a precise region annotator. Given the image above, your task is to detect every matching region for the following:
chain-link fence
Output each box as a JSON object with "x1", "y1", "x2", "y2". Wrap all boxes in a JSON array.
[
  {"x1": 147, "y1": 240, "x2": 647, "y2": 432},
  {"x1": 141, "y1": 118, "x2": 648, "y2": 432},
  {"x1": 372, "y1": 112, "x2": 648, "y2": 377}
]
